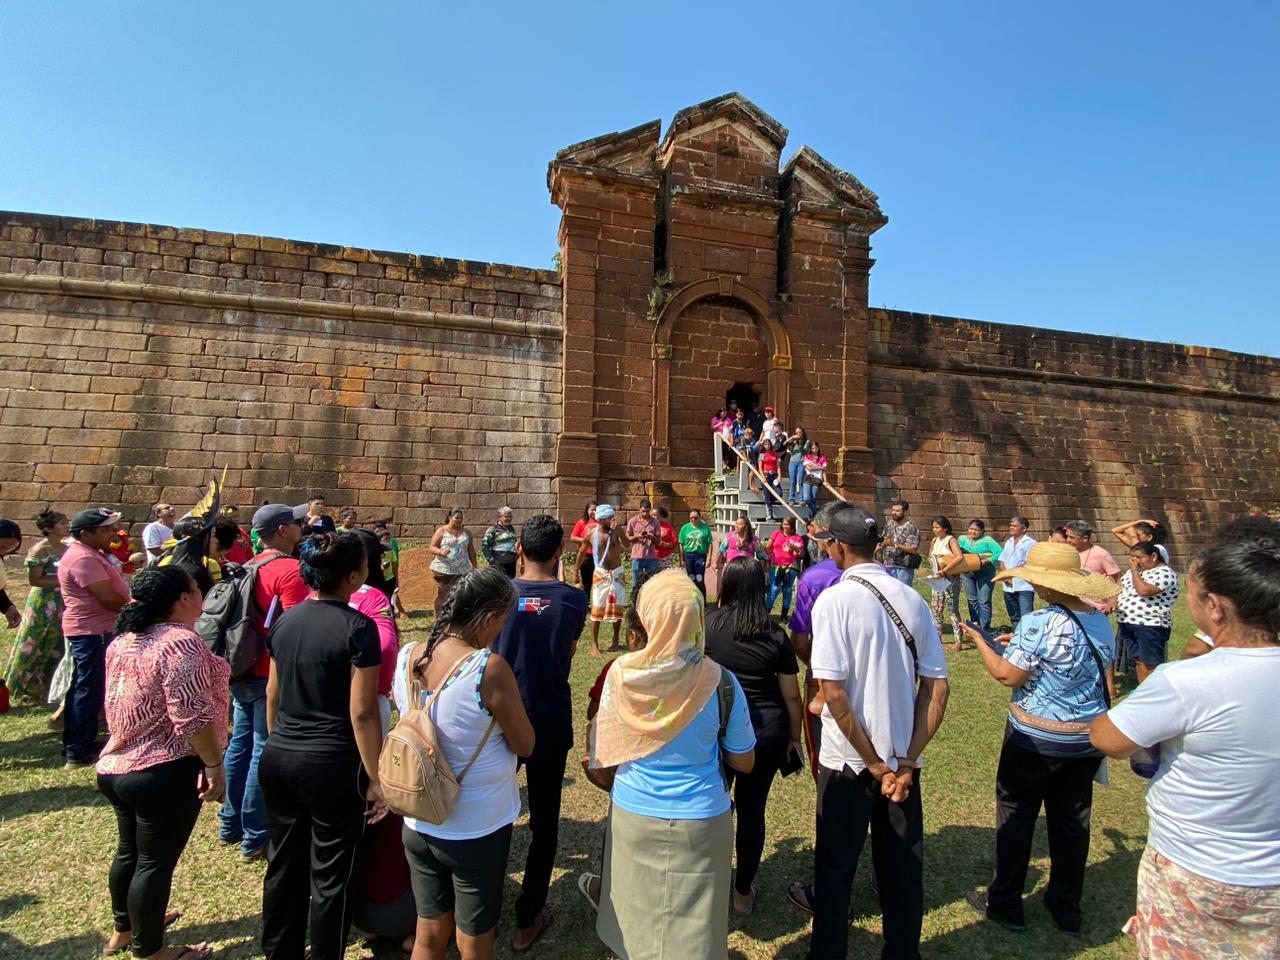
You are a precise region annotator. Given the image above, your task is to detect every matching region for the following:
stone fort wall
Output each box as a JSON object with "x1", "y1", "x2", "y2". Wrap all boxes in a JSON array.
[{"x1": 0, "y1": 212, "x2": 562, "y2": 531}]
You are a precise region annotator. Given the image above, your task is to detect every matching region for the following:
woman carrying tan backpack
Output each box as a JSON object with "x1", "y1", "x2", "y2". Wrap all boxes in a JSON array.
[{"x1": 390, "y1": 567, "x2": 534, "y2": 960}]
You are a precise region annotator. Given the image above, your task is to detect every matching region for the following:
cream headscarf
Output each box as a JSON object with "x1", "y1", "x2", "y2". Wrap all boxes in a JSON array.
[{"x1": 590, "y1": 568, "x2": 721, "y2": 769}]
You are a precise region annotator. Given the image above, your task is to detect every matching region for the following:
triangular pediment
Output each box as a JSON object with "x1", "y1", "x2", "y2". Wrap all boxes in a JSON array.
[
  {"x1": 659, "y1": 92, "x2": 789, "y2": 159},
  {"x1": 551, "y1": 119, "x2": 661, "y2": 177},
  {"x1": 782, "y1": 146, "x2": 886, "y2": 222}
]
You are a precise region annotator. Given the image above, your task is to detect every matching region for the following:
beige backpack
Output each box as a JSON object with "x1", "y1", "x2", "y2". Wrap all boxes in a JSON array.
[{"x1": 378, "y1": 643, "x2": 496, "y2": 824}]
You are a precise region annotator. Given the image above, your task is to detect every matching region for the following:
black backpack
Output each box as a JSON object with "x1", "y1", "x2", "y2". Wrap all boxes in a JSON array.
[{"x1": 196, "y1": 553, "x2": 288, "y2": 679}]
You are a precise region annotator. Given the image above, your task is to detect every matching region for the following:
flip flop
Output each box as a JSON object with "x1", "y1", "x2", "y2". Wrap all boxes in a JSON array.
[
  {"x1": 105, "y1": 911, "x2": 184, "y2": 954},
  {"x1": 787, "y1": 881, "x2": 815, "y2": 917},
  {"x1": 512, "y1": 907, "x2": 553, "y2": 953},
  {"x1": 732, "y1": 882, "x2": 757, "y2": 918},
  {"x1": 577, "y1": 873, "x2": 600, "y2": 913}
]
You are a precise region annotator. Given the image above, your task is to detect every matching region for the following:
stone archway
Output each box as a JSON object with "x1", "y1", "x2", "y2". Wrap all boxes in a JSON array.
[{"x1": 650, "y1": 276, "x2": 791, "y2": 467}]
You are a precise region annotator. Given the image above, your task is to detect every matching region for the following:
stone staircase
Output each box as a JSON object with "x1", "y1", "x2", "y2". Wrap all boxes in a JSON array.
[{"x1": 710, "y1": 437, "x2": 816, "y2": 539}]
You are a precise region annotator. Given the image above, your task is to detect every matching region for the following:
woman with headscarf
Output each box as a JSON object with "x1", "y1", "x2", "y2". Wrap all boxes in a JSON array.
[{"x1": 588, "y1": 569, "x2": 756, "y2": 960}]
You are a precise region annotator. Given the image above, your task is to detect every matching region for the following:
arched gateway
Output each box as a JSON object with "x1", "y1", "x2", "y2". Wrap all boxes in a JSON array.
[{"x1": 548, "y1": 92, "x2": 885, "y2": 515}]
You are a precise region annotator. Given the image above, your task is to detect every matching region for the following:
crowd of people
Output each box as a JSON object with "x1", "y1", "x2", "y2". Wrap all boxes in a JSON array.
[
  {"x1": 0, "y1": 479, "x2": 1277, "y2": 960},
  {"x1": 711, "y1": 400, "x2": 829, "y2": 518}
]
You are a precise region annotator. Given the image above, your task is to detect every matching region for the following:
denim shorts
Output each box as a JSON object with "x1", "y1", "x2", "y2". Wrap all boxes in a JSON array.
[{"x1": 1118, "y1": 622, "x2": 1171, "y2": 667}]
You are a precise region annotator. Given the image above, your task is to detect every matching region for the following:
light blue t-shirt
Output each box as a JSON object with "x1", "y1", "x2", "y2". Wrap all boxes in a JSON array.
[
  {"x1": 998, "y1": 535, "x2": 1037, "y2": 592},
  {"x1": 611, "y1": 671, "x2": 756, "y2": 820},
  {"x1": 1004, "y1": 606, "x2": 1114, "y2": 756}
]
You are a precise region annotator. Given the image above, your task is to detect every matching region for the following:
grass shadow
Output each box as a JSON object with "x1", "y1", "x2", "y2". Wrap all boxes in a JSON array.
[{"x1": 0, "y1": 782, "x2": 103, "y2": 819}]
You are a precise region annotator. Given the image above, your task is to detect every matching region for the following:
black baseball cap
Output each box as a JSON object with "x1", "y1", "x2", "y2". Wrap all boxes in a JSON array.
[
  {"x1": 252, "y1": 503, "x2": 309, "y2": 533},
  {"x1": 69, "y1": 507, "x2": 123, "y2": 533},
  {"x1": 811, "y1": 505, "x2": 879, "y2": 547}
]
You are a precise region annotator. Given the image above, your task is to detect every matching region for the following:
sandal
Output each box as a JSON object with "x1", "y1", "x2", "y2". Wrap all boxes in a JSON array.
[
  {"x1": 105, "y1": 911, "x2": 183, "y2": 954},
  {"x1": 577, "y1": 872, "x2": 600, "y2": 913},
  {"x1": 732, "y1": 882, "x2": 757, "y2": 918},
  {"x1": 512, "y1": 907, "x2": 552, "y2": 953},
  {"x1": 787, "y1": 881, "x2": 815, "y2": 917}
]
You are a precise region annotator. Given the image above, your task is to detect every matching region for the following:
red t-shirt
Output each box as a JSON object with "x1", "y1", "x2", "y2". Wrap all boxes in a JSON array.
[
  {"x1": 251, "y1": 551, "x2": 310, "y2": 677},
  {"x1": 224, "y1": 527, "x2": 254, "y2": 566},
  {"x1": 761, "y1": 451, "x2": 779, "y2": 474},
  {"x1": 656, "y1": 521, "x2": 678, "y2": 560},
  {"x1": 588, "y1": 659, "x2": 616, "y2": 704}
]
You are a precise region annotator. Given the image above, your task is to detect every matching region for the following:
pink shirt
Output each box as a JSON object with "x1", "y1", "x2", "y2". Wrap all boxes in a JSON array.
[
  {"x1": 721, "y1": 533, "x2": 762, "y2": 563},
  {"x1": 97, "y1": 623, "x2": 231, "y2": 775},
  {"x1": 769, "y1": 533, "x2": 805, "y2": 568},
  {"x1": 1079, "y1": 544, "x2": 1121, "y2": 611},
  {"x1": 349, "y1": 584, "x2": 398, "y2": 695},
  {"x1": 58, "y1": 540, "x2": 131, "y2": 636},
  {"x1": 626, "y1": 514, "x2": 661, "y2": 560}
]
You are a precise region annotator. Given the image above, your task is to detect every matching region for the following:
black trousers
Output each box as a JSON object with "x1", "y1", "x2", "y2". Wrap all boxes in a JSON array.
[
  {"x1": 988, "y1": 737, "x2": 1100, "y2": 928},
  {"x1": 97, "y1": 756, "x2": 203, "y2": 957},
  {"x1": 728, "y1": 747, "x2": 783, "y2": 895},
  {"x1": 259, "y1": 745, "x2": 368, "y2": 960},
  {"x1": 514, "y1": 743, "x2": 569, "y2": 929},
  {"x1": 809, "y1": 764, "x2": 923, "y2": 960}
]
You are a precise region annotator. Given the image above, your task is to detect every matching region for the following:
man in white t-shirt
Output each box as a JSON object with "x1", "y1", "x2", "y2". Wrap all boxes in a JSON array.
[
  {"x1": 141, "y1": 502, "x2": 176, "y2": 566},
  {"x1": 800, "y1": 505, "x2": 950, "y2": 960}
]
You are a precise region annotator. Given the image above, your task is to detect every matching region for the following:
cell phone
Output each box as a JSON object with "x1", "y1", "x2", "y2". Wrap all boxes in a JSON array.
[{"x1": 779, "y1": 746, "x2": 804, "y2": 777}]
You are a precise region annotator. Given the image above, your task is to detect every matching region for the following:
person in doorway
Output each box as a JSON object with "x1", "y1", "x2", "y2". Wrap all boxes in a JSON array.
[
  {"x1": 60, "y1": 507, "x2": 133, "y2": 768},
  {"x1": 259, "y1": 533, "x2": 387, "y2": 960},
  {"x1": 625, "y1": 500, "x2": 661, "y2": 602},
  {"x1": 678, "y1": 509, "x2": 713, "y2": 597},
  {"x1": 480, "y1": 507, "x2": 518, "y2": 579},
  {"x1": 1116, "y1": 542, "x2": 1179, "y2": 683},
  {"x1": 997, "y1": 516, "x2": 1037, "y2": 631},
  {"x1": 878, "y1": 500, "x2": 920, "y2": 585},
  {"x1": 960, "y1": 542, "x2": 1119, "y2": 936},
  {"x1": 491, "y1": 516, "x2": 587, "y2": 952},
  {"x1": 578, "y1": 505, "x2": 629, "y2": 657},
  {"x1": 793, "y1": 506, "x2": 950, "y2": 960},
  {"x1": 428, "y1": 509, "x2": 475, "y2": 616},
  {"x1": 220, "y1": 503, "x2": 310, "y2": 862}
]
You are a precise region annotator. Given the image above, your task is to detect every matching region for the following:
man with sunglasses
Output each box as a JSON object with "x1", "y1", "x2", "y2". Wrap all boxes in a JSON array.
[{"x1": 219, "y1": 503, "x2": 311, "y2": 862}]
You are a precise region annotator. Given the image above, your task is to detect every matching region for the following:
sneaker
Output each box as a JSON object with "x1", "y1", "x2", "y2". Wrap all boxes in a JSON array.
[
  {"x1": 241, "y1": 843, "x2": 269, "y2": 863},
  {"x1": 63, "y1": 757, "x2": 94, "y2": 771},
  {"x1": 965, "y1": 890, "x2": 1025, "y2": 932},
  {"x1": 218, "y1": 832, "x2": 243, "y2": 846}
]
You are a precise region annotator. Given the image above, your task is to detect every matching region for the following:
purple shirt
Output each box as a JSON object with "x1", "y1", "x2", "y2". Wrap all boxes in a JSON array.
[{"x1": 788, "y1": 557, "x2": 841, "y2": 635}]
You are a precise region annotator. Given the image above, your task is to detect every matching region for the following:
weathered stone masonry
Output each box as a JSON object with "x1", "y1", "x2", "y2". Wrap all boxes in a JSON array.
[{"x1": 1, "y1": 93, "x2": 1276, "y2": 553}]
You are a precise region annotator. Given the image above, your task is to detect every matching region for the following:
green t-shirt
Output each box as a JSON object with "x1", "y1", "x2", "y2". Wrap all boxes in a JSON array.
[
  {"x1": 959, "y1": 535, "x2": 1002, "y2": 564},
  {"x1": 679, "y1": 522, "x2": 712, "y2": 555}
]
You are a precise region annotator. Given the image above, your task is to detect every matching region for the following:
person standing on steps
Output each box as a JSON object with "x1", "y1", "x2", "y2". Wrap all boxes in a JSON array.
[{"x1": 491, "y1": 516, "x2": 587, "y2": 952}]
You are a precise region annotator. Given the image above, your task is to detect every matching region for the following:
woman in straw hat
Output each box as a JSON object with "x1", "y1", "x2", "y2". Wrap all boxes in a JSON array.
[
  {"x1": 956, "y1": 541, "x2": 1119, "y2": 936},
  {"x1": 586, "y1": 569, "x2": 756, "y2": 960},
  {"x1": 1090, "y1": 517, "x2": 1280, "y2": 960}
]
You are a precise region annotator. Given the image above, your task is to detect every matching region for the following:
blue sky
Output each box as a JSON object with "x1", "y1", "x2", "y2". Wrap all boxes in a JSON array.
[{"x1": 2, "y1": 2, "x2": 1277, "y2": 356}]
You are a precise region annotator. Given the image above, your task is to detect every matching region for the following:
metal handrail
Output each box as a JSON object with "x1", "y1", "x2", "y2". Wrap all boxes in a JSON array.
[{"x1": 714, "y1": 434, "x2": 805, "y2": 524}]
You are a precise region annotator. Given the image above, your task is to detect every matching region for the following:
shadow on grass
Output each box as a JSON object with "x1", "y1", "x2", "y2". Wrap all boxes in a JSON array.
[{"x1": 0, "y1": 782, "x2": 103, "y2": 819}]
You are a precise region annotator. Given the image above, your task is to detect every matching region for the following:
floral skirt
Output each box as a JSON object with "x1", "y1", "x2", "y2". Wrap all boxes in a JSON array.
[
  {"x1": 1126, "y1": 846, "x2": 1280, "y2": 959},
  {"x1": 4, "y1": 587, "x2": 65, "y2": 701},
  {"x1": 930, "y1": 575, "x2": 961, "y2": 626}
]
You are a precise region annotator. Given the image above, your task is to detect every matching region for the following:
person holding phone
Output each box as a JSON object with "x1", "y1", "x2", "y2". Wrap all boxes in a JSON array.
[{"x1": 703, "y1": 557, "x2": 802, "y2": 917}]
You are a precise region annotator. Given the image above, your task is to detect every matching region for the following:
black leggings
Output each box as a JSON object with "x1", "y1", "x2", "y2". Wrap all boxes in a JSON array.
[
  {"x1": 727, "y1": 747, "x2": 784, "y2": 895},
  {"x1": 97, "y1": 756, "x2": 203, "y2": 957}
]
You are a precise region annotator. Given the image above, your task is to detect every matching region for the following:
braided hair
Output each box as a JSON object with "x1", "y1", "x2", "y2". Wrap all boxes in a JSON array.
[
  {"x1": 418, "y1": 567, "x2": 516, "y2": 672},
  {"x1": 115, "y1": 566, "x2": 196, "y2": 636}
]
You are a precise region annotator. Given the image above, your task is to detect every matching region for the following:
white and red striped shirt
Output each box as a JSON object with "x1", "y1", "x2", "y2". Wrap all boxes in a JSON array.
[{"x1": 97, "y1": 623, "x2": 230, "y2": 776}]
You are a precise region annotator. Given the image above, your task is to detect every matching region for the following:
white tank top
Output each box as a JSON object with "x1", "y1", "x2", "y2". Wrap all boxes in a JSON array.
[{"x1": 391, "y1": 645, "x2": 520, "y2": 840}]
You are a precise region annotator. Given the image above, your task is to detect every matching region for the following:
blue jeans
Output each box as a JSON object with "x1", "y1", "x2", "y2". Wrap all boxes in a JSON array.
[
  {"x1": 788, "y1": 458, "x2": 805, "y2": 503},
  {"x1": 763, "y1": 472, "x2": 779, "y2": 518},
  {"x1": 220, "y1": 675, "x2": 270, "y2": 853},
  {"x1": 802, "y1": 481, "x2": 819, "y2": 515},
  {"x1": 885, "y1": 565, "x2": 915, "y2": 586},
  {"x1": 684, "y1": 553, "x2": 707, "y2": 596},
  {"x1": 961, "y1": 565, "x2": 996, "y2": 632},
  {"x1": 1003, "y1": 589, "x2": 1036, "y2": 629},
  {"x1": 63, "y1": 632, "x2": 108, "y2": 761},
  {"x1": 767, "y1": 566, "x2": 797, "y2": 616},
  {"x1": 630, "y1": 558, "x2": 660, "y2": 602}
]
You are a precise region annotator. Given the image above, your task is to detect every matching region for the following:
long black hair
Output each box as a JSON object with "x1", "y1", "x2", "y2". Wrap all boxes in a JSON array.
[
  {"x1": 298, "y1": 532, "x2": 367, "y2": 592},
  {"x1": 1192, "y1": 517, "x2": 1280, "y2": 636},
  {"x1": 933, "y1": 516, "x2": 954, "y2": 537},
  {"x1": 351, "y1": 528, "x2": 391, "y2": 597},
  {"x1": 420, "y1": 566, "x2": 516, "y2": 665},
  {"x1": 116, "y1": 566, "x2": 197, "y2": 636},
  {"x1": 715, "y1": 557, "x2": 771, "y2": 639}
]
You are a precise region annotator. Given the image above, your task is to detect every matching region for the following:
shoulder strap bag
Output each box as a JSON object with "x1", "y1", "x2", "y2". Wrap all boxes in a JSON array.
[{"x1": 844, "y1": 574, "x2": 919, "y2": 673}]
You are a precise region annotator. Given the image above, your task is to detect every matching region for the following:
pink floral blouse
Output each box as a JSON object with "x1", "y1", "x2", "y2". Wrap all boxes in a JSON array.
[{"x1": 96, "y1": 622, "x2": 231, "y2": 776}]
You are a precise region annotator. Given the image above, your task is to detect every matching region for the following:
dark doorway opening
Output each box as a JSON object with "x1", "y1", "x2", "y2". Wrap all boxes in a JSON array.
[{"x1": 725, "y1": 382, "x2": 761, "y2": 416}]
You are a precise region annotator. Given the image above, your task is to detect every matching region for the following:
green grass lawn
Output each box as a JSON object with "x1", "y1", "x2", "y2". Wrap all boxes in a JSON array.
[{"x1": 0, "y1": 580, "x2": 1183, "y2": 959}]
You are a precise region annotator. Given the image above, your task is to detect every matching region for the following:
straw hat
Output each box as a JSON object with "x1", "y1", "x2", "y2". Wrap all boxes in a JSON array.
[{"x1": 993, "y1": 542, "x2": 1121, "y2": 599}]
